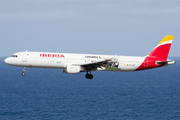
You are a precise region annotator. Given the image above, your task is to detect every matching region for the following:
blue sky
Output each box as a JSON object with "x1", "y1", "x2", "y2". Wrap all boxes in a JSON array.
[{"x1": 0, "y1": 0, "x2": 179, "y2": 57}]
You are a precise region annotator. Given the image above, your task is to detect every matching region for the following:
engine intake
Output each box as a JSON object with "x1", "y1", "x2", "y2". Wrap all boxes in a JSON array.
[{"x1": 63, "y1": 65, "x2": 81, "y2": 74}]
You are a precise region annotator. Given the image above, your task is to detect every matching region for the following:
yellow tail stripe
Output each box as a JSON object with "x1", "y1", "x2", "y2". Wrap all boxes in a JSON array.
[{"x1": 158, "y1": 35, "x2": 174, "y2": 45}]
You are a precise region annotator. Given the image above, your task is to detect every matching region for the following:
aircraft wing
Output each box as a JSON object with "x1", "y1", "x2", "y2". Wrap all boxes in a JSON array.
[{"x1": 80, "y1": 59, "x2": 111, "y2": 71}]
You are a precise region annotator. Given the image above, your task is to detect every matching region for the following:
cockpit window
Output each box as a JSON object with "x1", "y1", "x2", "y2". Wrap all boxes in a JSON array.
[{"x1": 10, "y1": 55, "x2": 18, "y2": 57}]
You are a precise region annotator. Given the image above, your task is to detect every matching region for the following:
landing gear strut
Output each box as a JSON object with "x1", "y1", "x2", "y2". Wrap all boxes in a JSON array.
[
  {"x1": 85, "y1": 71, "x2": 93, "y2": 79},
  {"x1": 22, "y1": 67, "x2": 26, "y2": 76}
]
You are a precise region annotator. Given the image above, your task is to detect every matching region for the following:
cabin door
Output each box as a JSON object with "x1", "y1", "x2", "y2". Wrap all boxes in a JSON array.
[{"x1": 22, "y1": 53, "x2": 27, "y2": 62}]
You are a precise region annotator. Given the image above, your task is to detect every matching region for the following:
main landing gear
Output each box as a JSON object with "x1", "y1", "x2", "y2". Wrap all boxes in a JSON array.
[
  {"x1": 85, "y1": 71, "x2": 93, "y2": 79},
  {"x1": 22, "y1": 67, "x2": 26, "y2": 76}
]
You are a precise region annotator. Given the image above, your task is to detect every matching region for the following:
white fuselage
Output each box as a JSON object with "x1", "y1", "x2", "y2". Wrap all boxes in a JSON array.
[{"x1": 4, "y1": 51, "x2": 146, "y2": 72}]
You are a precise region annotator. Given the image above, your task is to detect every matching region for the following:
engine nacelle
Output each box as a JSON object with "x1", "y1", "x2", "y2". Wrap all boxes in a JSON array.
[{"x1": 63, "y1": 65, "x2": 81, "y2": 74}]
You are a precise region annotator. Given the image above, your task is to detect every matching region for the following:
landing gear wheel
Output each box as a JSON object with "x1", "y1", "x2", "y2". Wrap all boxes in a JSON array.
[
  {"x1": 85, "y1": 74, "x2": 89, "y2": 78},
  {"x1": 22, "y1": 67, "x2": 26, "y2": 76},
  {"x1": 22, "y1": 72, "x2": 25, "y2": 76},
  {"x1": 85, "y1": 73, "x2": 93, "y2": 79},
  {"x1": 89, "y1": 74, "x2": 93, "y2": 79}
]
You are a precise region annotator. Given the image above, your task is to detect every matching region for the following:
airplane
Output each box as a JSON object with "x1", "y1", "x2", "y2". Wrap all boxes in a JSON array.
[{"x1": 4, "y1": 35, "x2": 175, "y2": 79}]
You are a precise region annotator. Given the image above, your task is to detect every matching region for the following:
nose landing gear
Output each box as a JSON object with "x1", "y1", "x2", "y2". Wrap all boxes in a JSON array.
[
  {"x1": 22, "y1": 67, "x2": 26, "y2": 76},
  {"x1": 85, "y1": 71, "x2": 93, "y2": 79}
]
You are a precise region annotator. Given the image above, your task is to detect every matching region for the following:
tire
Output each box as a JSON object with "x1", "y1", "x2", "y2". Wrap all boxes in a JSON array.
[
  {"x1": 89, "y1": 74, "x2": 93, "y2": 79},
  {"x1": 85, "y1": 74, "x2": 89, "y2": 79},
  {"x1": 22, "y1": 72, "x2": 25, "y2": 76}
]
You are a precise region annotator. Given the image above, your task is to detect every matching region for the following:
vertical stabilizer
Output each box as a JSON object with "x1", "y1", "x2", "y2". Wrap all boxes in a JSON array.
[
  {"x1": 148, "y1": 35, "x2": 173, "y2": 60},
  {"x1": 136, "y1": 35, "x2": 174, "y2": 71}
]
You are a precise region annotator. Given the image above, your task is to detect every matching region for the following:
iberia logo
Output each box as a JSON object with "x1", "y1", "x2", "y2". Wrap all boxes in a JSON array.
[{"x1": 40, "y1": 54, "x2": 65, "y2": 58}]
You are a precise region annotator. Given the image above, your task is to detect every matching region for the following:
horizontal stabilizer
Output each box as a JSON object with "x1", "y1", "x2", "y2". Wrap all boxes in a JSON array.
[{"x1": 156, "y1": 60, "x2": 175, "y2": 65}]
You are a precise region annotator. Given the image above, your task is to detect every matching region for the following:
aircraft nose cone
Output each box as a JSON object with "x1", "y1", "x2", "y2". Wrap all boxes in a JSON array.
[{"x1": 4, "y1": 58, "x2": 10, "y2": 64}]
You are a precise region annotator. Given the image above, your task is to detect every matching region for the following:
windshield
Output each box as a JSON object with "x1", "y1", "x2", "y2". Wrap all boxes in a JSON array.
[{"x1": 10, "y1": 55, "x2": 18, "y2": 57}]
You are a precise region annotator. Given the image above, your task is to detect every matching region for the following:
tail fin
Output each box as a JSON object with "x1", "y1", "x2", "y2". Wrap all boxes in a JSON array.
[{"x1": 148, "y1": 35, "x2": 174, "y2": 60}]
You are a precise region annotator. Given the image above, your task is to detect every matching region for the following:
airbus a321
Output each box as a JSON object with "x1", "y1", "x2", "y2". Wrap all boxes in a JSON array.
[{"x1": 4, "y1": 35, "x2": 175, "y2": 79}]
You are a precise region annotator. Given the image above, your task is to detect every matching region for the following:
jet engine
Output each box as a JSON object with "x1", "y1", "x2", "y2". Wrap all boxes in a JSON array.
[{"x1": 63, "y1": 65, "x2": 81, "y2": 74}]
